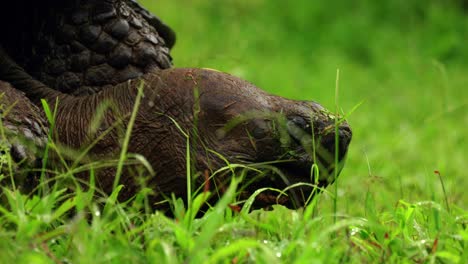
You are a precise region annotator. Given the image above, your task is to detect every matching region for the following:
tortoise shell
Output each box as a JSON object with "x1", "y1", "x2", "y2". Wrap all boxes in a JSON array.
[{"x1": 0, "y1": 0, "x2": 175, "y2": 95}]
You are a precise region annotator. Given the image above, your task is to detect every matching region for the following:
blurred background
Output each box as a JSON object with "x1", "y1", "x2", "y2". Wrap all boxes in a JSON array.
[{"x1": 141, "y1": 0, "x2": 467, "y2": 213}]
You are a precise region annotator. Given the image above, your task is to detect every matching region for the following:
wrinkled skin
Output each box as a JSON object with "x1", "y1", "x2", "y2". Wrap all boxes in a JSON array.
[
  {"x1": 0, "y1": 48, "x2": 352, "y2": 210},
  {"x1": 0, "y1": 0, "x2": 174, "y2": 95}
]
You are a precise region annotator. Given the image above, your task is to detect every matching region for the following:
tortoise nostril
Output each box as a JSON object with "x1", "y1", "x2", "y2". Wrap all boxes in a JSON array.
[
  {"x1": 339, "y1": 123, "x2": 352, "y2": 135},
  {"x1": 338, "y1": 128, "x2": 351, "y2": 145},
  {"x1": 320, "y1": 125, "x2": 352, "y2": 161}
]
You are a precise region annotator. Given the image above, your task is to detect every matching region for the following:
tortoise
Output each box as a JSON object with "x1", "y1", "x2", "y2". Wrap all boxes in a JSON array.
[{"x1": 0, "y1": 46, "x2": 352, "y2": 210}]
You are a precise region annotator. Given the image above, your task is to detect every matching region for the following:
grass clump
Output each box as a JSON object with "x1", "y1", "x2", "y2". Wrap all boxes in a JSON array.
[{"x1": 0, "y1": 176, "x2": 466, "y2": 263}]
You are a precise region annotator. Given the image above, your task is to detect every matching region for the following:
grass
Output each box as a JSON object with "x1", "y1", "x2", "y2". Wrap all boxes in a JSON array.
[{"x1": 1, "y1": 0, "x2": 467, "y2": 263}]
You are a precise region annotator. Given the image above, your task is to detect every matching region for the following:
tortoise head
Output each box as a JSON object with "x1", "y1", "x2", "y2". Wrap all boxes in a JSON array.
[{"x1": 145, "y1": 68, "x2": 352, "y2": 210}]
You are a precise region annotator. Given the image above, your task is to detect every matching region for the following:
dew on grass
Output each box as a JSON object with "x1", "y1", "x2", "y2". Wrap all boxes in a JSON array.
[
  {"x1": 39, "y1": 214, "x2": 52, "y2": 223},
  {"x1": 350, "y1": 227, "x2": 360, "y2": 236}
]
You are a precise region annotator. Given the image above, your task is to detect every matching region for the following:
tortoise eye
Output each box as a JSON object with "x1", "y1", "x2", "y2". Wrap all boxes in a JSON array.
[
  {"x1": 289, "y1": 116, "x2": 309, "y2": 129},
  {"x1": 252, "y1": 126, "x2": 267, "y2": 139},
  {"x1": 249, "y1": 119, "x2": 271, "y2": 139}
]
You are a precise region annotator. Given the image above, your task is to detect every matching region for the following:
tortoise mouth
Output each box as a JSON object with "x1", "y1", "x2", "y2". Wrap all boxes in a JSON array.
[{"x1": 239, "y1": 155, "x2": 347, "y2": 210}]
